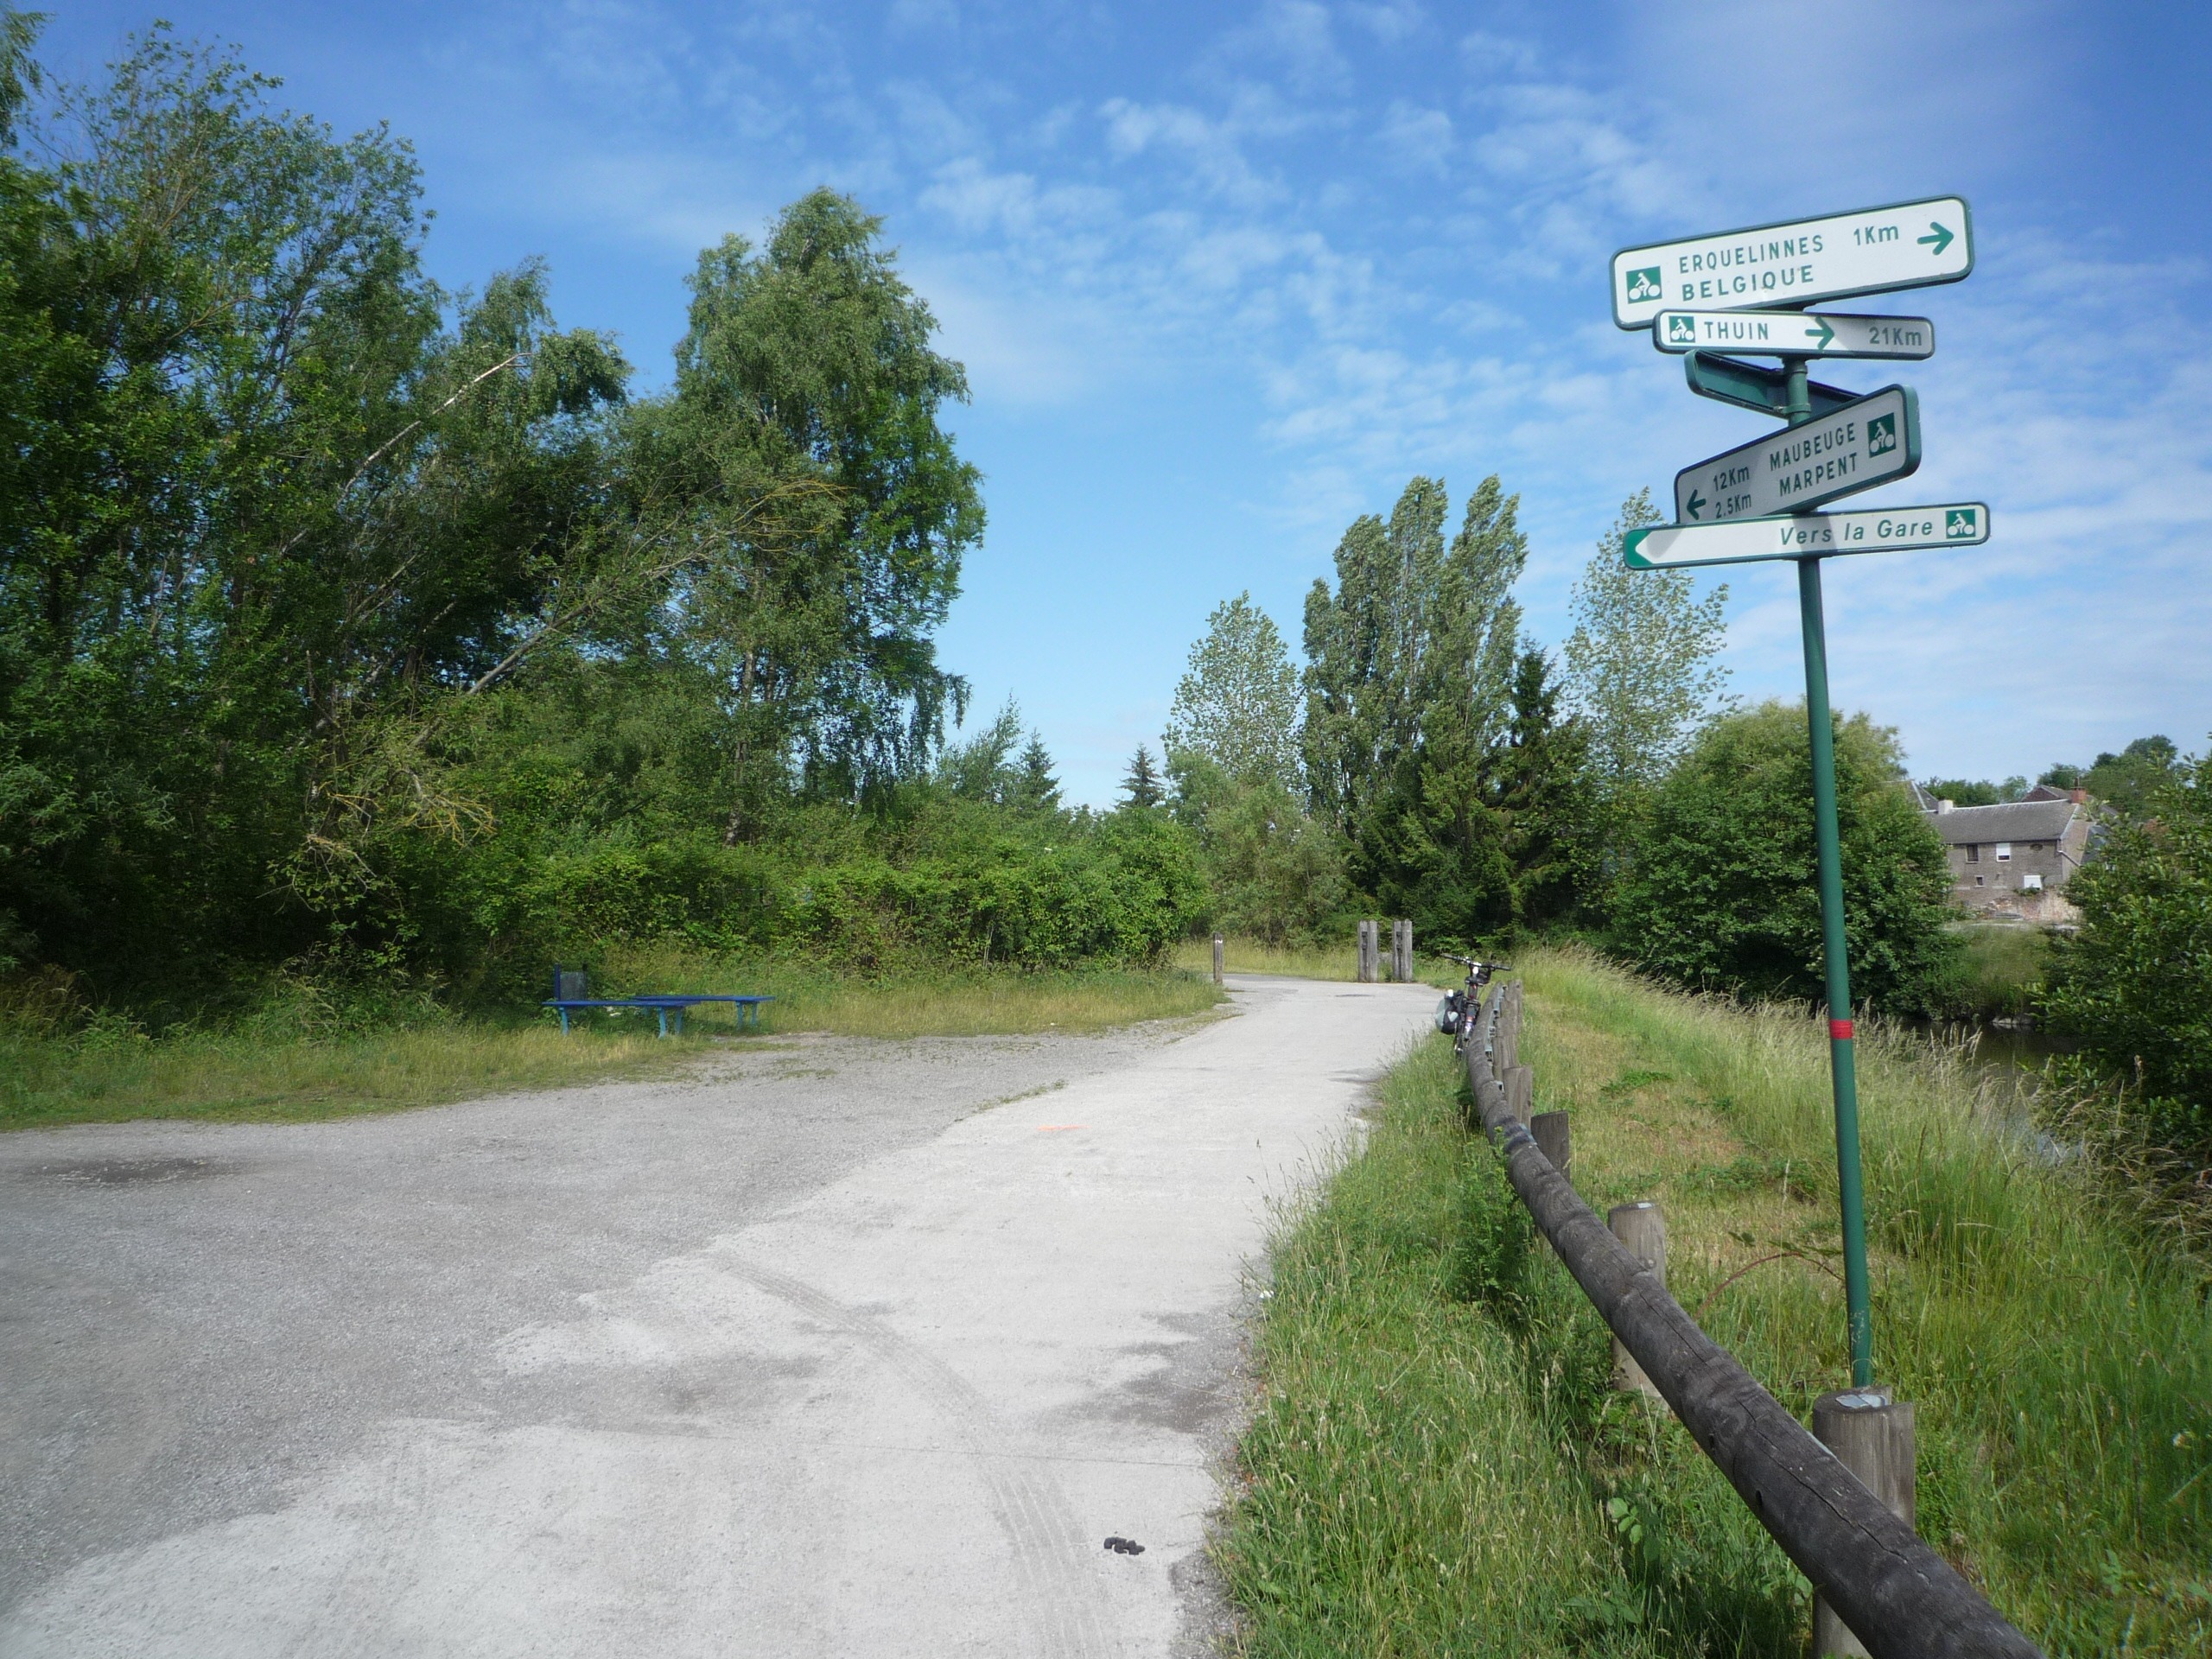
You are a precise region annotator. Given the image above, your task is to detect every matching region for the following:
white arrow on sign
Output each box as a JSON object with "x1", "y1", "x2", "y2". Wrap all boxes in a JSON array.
[
  {"x1": 1613, "y1": 196, "x2": 1972, "y2": 328},
  {"x1": 1675, "y1": 385, "x2": 1921, "y2": 524},
  {"x1": 1623, "y1": 503, "x2": 1991, "y2": 569},
  {"x1": 1653, "y1": 310, "x2": 1935, "y2": 359}
]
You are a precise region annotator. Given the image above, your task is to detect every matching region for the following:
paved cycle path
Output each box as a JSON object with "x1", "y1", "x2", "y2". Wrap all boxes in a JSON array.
[{"x1": 0, "y1": 976, "x2": 1435, "y2": 1657}]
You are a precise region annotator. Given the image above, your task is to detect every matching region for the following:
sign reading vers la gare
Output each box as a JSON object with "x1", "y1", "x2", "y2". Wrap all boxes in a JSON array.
[{"x1": 1611, "y1": 196, "x2": 1971, "y2": 329}]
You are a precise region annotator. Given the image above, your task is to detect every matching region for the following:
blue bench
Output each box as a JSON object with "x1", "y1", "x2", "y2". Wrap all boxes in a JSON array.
[{"x1": 543, "y1": 968, "x2": 772, "y2": 1037}]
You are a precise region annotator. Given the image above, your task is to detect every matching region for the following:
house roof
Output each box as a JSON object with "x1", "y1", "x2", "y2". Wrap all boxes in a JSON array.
[{"x1": 1924, "y1": 798, "x2": 2079, "y2": 844}]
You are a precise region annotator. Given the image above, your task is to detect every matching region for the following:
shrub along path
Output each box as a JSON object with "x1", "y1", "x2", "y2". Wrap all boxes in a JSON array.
[{"x1": 1222, "y1": 948, "x2": 2210, "y2": 1657}]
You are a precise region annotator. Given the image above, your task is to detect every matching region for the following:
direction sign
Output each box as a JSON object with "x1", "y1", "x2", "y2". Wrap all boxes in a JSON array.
[
  {"x1": 1655, "y1": 310, "x2": 1936, "y2": 359},
  {"x1": 1622, "y1": 503, "x2": 1990, "y2": 569},
  {"x1": 1686, "y1": 353, "x2": 1855, "y2": 420},
  {"x1": 1612, "y1": 196, "x2": 1972, "y2": 328},
  {"x1": 1674, "y1": 385, "x2": 1921, "y2": 524}
]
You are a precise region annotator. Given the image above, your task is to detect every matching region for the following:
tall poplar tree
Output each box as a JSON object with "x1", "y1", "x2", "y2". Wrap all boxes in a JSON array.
[
  {"x1": 1302, "y1": 474, "x2": 1529, "y2": 942},
  {"x1": 1563, "y1": 489, "x2": 1732, "y2": 801}
]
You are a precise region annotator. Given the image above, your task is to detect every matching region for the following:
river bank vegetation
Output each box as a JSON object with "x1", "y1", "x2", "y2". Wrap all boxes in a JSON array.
[{"x1": 1220, "y1": 950, "x2": 2211, "y2": 1656}]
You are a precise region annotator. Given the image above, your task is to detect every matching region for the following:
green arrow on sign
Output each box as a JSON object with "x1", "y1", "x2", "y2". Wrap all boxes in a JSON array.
[
  {"x1": 1917, "y1": 222, "x2": 1955, "y2": 256},
  {"x1": 1688, "y1": 489, "x2": 1707, "y2": 519},
  {"x1": 1805, "y1": 316, "x2": 1836, "y2": 350}
]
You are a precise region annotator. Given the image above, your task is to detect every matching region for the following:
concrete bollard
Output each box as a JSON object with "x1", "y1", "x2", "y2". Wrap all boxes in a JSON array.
[
  {"x1": 1608, "y1": 1203, "x2": 1667, "y2": 1400},
  {"x1": 1212, "y1": 936, "x2": 1224, "y2": 985},
  {"x1": 1811, "y1": 1389, "x2": 1916, "y2": 1657},
  {"x1": 1391, "y1": 919, "x2": 1414, "y2": 982},
  {"x1": 1357, "y1": 920, "x2": 1378, "y2": 983}
]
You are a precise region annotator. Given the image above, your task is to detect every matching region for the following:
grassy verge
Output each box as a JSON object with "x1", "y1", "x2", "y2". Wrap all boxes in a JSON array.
[
  {"x1": 1, "y1": 959, "x2": 1223, "y2": 1132},
  {"x1": 1223, "y1": 947, "x2": 2211, "y2": 1656}
]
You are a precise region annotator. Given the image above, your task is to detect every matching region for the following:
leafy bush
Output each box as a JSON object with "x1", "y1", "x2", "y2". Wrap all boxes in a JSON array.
[
  {"x1": 2042, "y1": 739, "x2": 2212, "y2": 1155},
  {"x1": 1613, "y1": 702, "x2": 1960, "y2": 1014}
]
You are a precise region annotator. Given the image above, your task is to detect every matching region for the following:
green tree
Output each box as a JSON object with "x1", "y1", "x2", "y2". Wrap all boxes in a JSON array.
[
  {"x1": 2087, "y1": 736, "x2": 2180, "y2": 819},
  {"x1": 1164, "y1": 592, "x2": 1301, "y2": 791},
  {"x1": 1614, "y1": 702, "x2": 1960, "y2": 1014},
  {"x1": 1013, "y1": 734, "x2": 1061, "y2": 814},
  {"x1": 1495, "y1": 649, "x2": 1596, "y2": 930},
  {"x1": 1563, "y1": 489, "x2": 1731, "y2": 804},
  {"x1": 639, "y1": 188, "x2": 983, "y2": 838},
  {"x1": 1920, "y1": 777, "x2": 2030, "y2": 807},
  {"x1": 2042, "y1": 737, "x2": 2212, "y2": 1154},
  {"x1": 0, "y1": 22, "x2": 632, "y2": 980},
  {"x1": 937, "y1": 698, "x2": 1025, "y2": 804},
  {"x1": 1121, "y1": 744, "x2": 1164, "y2": 808},
  {"x1": 1302, "y1": 474, "x2": 1529, "y2": 943}
]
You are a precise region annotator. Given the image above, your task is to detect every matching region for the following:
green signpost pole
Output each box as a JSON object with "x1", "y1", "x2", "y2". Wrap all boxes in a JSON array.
[{"x1": 1783, "y1": 357, "x2": 1875, "y2": 1388}]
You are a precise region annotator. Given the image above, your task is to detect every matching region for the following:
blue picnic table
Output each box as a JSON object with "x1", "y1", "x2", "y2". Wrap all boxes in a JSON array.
[{"x1": 543, "y1": 969, "x2": 772, "y2": 1036}]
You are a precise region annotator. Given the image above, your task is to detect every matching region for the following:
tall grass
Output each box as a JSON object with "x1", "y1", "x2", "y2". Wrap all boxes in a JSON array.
[
  {"x1": 1224, "y1": 947, "x2": 2212, "y2": 1656},
  {"x1": 1218, "y1": 1039, "x2": 1672, "y2": 1656},
  {"x1": 1518, "y1": 947, "x2": 2211, "y2": 1654},
  {"x1": 1, "y1": 955, "x2": 1223, "y2": 1131}
]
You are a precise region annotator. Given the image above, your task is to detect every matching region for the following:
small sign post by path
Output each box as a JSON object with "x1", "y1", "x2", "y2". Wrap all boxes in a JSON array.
[{"x1": 1610, "y1": 194, "x2": 1985, "y2": 1394}]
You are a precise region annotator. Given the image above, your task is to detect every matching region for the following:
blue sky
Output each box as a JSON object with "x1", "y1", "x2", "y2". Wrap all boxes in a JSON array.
[{"x1": 49, "y1": 1, "x2": 2212, "y2": 805}]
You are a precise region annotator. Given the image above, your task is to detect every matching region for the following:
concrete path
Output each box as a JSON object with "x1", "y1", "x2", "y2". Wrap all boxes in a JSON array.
[{"x1": 0, "y1": 976, "x2": 1434, "y2": 1657}]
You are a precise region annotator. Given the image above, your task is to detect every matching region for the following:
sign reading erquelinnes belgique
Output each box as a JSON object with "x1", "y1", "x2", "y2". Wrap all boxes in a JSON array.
[
  {"x1": 1624, "y1": 503, "x2": 1989, "y2": 569},
  {"x1": 1612, "y1": 196, "x2": 1971, "y2": 329},
  {"x1": 1674, "y1": 385, "x2": 1920, "y2": 524}
]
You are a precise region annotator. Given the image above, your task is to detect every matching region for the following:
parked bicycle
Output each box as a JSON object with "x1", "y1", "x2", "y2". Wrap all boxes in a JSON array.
[{"x1": 1434, "y1": 953, "x2": 1511, "y2": 1054}]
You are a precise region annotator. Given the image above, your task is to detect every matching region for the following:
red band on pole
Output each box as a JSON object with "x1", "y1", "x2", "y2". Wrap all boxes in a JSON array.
[{"x1": 1829, "y1": 1019, "x2": 1854, "y2": 1041}]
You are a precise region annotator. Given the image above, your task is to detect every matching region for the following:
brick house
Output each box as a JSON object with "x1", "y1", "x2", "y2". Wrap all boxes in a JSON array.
[{"x1": 1917, "y1": 785, "x2": 2093, "y2": 922}]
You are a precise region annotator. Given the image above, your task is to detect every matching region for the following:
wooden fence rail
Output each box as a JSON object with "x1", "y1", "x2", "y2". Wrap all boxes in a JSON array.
[{"x1": 1463, "y1": 983, "x2": 2041, "y2": 1659}]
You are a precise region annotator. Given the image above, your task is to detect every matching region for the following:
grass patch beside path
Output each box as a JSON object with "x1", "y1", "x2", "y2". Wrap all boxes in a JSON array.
[
  {"x1": 1222, "y1": 1027, "x2": 1806, "y2": 1658},
  {"x1": 1, "y1": 963, "x2": 1223, "y2": 1132},
  {"x1": 1224, "y1": 945, "x2": 2210, "y2": 1656},
  {"x1": 1518, "y1": 947, "x2": 2210, "y2": 1656}
]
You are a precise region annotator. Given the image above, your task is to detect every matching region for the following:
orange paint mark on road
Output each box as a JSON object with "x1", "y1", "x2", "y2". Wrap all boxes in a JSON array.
[{"x1": 1037, "y1": 1124, "x2": 1088, "y2": 1133}]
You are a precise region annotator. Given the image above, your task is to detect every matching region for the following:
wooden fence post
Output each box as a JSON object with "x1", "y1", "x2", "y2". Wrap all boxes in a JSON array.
[
  {"x1": 1530, "y1": 1110, "x2": 1570, "y2": 1183},
  {"x1": 1493, "y1": 980, "x2": 1522, "y2": 1074},
  {"x1": 1357, "y1": 920, "x2": 1378, "y2": 983},
  {"x1": 1212, "y1": 936, "x2": 1224, "y2": 985},
  {"x1": 1812, "y1": 1390, "x2": 1917, "y2": 1657},
  {"x1": 1608, "y1": 1202, "x2": 1667, "y2": 1400},
  {"x1": 1503, "y1": 1065, "x2": 1534, "y2": 1125}
]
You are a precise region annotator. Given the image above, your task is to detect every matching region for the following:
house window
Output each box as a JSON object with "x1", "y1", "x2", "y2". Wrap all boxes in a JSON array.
[
  {"x1": 1995, "y1": 842, "x2": 2012, "y2": 860},
  {"x1": 1966, "y1": 844, "x2": 1979, "y2": 861},
  {"x1": 1974, "y1": 875, "x2": 1985, "y2": 886},
  {"x1": 2031, "y1": 842, "x2": 2045, "y2": 851},
  {"x1": 2023, "y1": 874, "x2": 2044, "y2": 891}
]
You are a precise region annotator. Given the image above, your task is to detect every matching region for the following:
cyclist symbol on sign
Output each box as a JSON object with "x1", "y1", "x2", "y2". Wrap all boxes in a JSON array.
[
  {"x1": 1866, "y1": 412, "x2": 1898, "y2": 456},
  {"x1": 1665, "y1": 315, "x2": 1697, "y2": 344},
  {"x1": 1945, "y1": 508, "x2": 1978, "y2": 538},
  {"x1": 1625, "y1": 267, "x2": 1662, "y2": 303}
]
